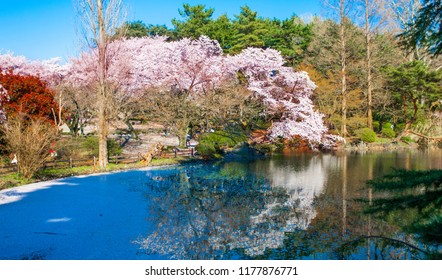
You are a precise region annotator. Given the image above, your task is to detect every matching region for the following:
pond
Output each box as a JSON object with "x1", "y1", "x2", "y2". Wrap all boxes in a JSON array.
[{"x1": 0, "y1": 149, "x2": 441, "y2": 260}]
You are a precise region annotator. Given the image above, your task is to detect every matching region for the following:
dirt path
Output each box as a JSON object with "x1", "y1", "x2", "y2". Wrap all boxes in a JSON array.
[{"x1": 117, "y1": 133, "x2": 179, "y2": 156}]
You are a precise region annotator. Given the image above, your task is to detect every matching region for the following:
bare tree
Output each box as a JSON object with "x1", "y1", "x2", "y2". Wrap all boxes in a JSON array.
[
  {"x1": 74, "y1": 0, "x2": 125, "y2": 169},
  {"x1": 196, "y1": 83, "x2": 261, "y2": 132},
  {"x1": 339, "y1": 0, "x2": 349, "y2": 136},
  {"x1": 387, "y1": 0, "x2": 442, "y2": 69},
  {"x1": 140, "y1": 83, "x2": 261, "y2": 147},
  {"x1": 361, "y1": 0, "x2": 391, "y2": 129},
  {"x1": 61, "y1": 85, "x2": 95, "y2": 136},
  {"x1": 1, "y1": 114, "x2": 58, "y2": 179},
  {"x1": 387, "y1": 0, "x2": 425, "y2": 59},
  {"x1": 322, "y1": 0, "x2": 356, "y2": 136},
  {"x1": 141, "y1": 87, "x2": 199, "y2": 147}
]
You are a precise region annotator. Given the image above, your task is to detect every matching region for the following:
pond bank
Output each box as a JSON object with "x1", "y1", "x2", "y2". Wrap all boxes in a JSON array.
[
  {"x1": 338, "y1": 141, "x2": 420, "y2": 152},
  {"x1": 1, "y1": 150, "x2": 440, "y2": 260},
  {"x1": 0, "y1": 156, "x2": 199, "y2": 190}
]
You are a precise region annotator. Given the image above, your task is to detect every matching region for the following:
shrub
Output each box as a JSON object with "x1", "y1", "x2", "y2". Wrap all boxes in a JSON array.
[
  {"x1": 253, "y1": 143, "x2": 279, "y2": 154},
  {"x1": 355, "y1": 128, "x2": 377, "y2": 143},
  {"x1": 372, "y1": 121, "x2": 380, "y2": 132},
  {"x1": 381, "y1": 127, "x2": 396, "y2": 138},
  {"x1": 195, "y1": 142, "x2": 218, "y2": 159},
  {"x1": 81, "y1": 136, "x2": 122, "y2": 157},
  {"x1": 1, "y1": 114, "x2": 59, "y2": 179},
  {"x1": 400, "y1": 136, "x2": 413, "y2": 143},
  {"x1": 196, "y1": 131, "x2": 247, "y2": 159},
  {"x1": 382, "y1": 122, "x2": 393, "y2": 130},
  {"x1": 395, "y1": 123, "x2": 406, "y2": 133}
]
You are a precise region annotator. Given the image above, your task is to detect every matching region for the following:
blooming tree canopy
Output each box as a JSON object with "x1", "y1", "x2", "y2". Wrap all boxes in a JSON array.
[
  {"x1": 229, "y1": 48, "x2": 328, "y2": 144},
  {"x1": 67, "y1": 36, "x2": 334, "y2": 146},
  {"x1": 67, "y1": 36, "x2": 231, "y2": 94},
  {"x1": 0, "y1": 53, "x2": 67, "y2": 86},
  {"x1": 1, "y1": 36, "x2": 337, "y2": 147}
]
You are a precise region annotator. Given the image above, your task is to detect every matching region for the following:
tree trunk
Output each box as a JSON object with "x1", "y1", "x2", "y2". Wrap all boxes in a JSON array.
[
  {"x1": 97, "y1": 0, "x2": 108, "y2": 169},
  {"x1": 340, "y1": 0, "x2": 348, "y2": 137},
  {"x1": 365, "y1": 0, "x2": 373, "y2": 130},
  {"x1": 75, "y1": 0, "x2": 125, "y2": 169},
  {"x1": 98, "y1": 99, "x2": 108, "y2": 169},
  {"x1": 178, "y1": 128, "x2": 189, "y2": 148}
]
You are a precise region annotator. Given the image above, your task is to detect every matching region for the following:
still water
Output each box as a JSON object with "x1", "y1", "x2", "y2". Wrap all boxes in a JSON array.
[
  {"x1": 138, "y1": 149, "x2": 442, "y2": 260},
  {"x1": 0, "y1": 150, "x2": 441, "y2": 259}
]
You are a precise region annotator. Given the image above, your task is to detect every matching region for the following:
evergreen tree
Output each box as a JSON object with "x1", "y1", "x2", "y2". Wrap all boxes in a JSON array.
[
  {"x1": 172, "y1": 4, "x2": 215, "y2": 39},
  {"x1": 383, "y1": 60, "x2": 442, "y2": 135},
  {"x1": 400, "y1": 0, "x2": 442, "y2": 56},
  {"x1": 262, "y1": 16, "x2": 313, "y2": 65},
  {"x1": 230, "y1": 6, "x2": 267, "y2": 53}
]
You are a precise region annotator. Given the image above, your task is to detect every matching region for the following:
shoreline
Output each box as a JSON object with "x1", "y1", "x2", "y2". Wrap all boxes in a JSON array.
[
  {"x1": 0, "y1": 163, "x2": 184, "y2": 205},
  {"x1": 0, "y1": 157, "x2": 200, "y2": 190},
  {"x1": 1, "y1": 143, "x2": 436, "y2": 190},
  {"x1": 337, "y1": 141, "x2": 420, "y2": 152}
]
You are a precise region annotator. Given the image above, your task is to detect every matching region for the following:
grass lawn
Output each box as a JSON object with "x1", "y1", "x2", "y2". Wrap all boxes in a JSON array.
[{"x1": 0, "y1": 156, "x2": 195, "y2": 190}]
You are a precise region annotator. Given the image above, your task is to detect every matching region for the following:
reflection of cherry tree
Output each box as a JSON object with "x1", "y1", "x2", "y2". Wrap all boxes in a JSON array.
[
  {"x1": 262, "y1": 155, "x2": 328, "y2": 201},
  {"x1": 136, "y1": 161, "x2": 327, "y2": 259},
  {"x1": 233, "y1": 155, "x2": 329, "y2": 256},
  {"x1": 136, "y1": 165, "x2": 296, "y2": 259}
]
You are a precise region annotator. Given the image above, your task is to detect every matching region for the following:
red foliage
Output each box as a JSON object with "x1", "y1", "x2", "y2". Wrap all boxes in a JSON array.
[
  {"x1": 283, "y1": 135, "x2": 312, "y2": 153},
  {"x1": 0, "y1": 69, "x2": 58, "y2": 122},
  {"x1": 248, "y1": 129, "x2": 272, "y2": 144}
]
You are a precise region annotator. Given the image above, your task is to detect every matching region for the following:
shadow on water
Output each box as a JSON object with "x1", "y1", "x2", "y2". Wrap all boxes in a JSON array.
[{"x1": 137, "y1": 150, "x2": 442, "y2": 260}]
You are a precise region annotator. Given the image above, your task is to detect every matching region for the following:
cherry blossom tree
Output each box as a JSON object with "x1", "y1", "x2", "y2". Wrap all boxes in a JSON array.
[
  {"x1": 67, "y1": 36, "x2": 235, "y2": 146},
  {"x1": 0, "y1": 53, "x2": 67, "y2": 85},
  {"x1": 228, "y1": 48, "x2": 336, "y2": 146},
  {"x1": 67, "y1": 36, "x2": 339, "y2": 148}
]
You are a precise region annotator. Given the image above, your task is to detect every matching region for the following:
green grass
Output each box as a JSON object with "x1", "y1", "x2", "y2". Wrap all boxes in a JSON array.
[
  {"x1": 0, "y1": 173, "x2": 34, "y2": 190},
  {"x1": 0, "y1": 156, "x2": 195, "y2": 189},
  {"x1": 373, "y1": 137, "x2": 390, "y2": 143}
]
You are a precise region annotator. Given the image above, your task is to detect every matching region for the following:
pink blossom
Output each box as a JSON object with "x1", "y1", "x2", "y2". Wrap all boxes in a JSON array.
[
  {"x1": 1, "y1": 37, "x2": 339, "y2": 147},
  {"x1": 0, "y1": 52, "x2": 67, "y2": 86},
  {"x1": 227, "y1": 47, "x2": 331, "y2": 146}
]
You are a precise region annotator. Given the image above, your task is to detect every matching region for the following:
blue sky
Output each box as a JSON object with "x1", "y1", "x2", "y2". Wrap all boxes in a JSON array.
[{"x1": 0, "y1": 0, "x2": 321, "y2": 61}]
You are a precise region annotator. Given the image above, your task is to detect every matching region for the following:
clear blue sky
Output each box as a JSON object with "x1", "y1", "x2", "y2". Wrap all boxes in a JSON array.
[{"x1": 0, "y1": 0, "x2": 321, "y2": 61}]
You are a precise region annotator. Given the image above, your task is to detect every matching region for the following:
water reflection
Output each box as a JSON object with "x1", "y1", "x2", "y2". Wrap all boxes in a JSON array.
[
  {"x1": 137, "y1": 164, "x2": 314, "y2": 259},
  {"x1": 136, "y1": 150, "x2": 442, "y2": 259}
]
